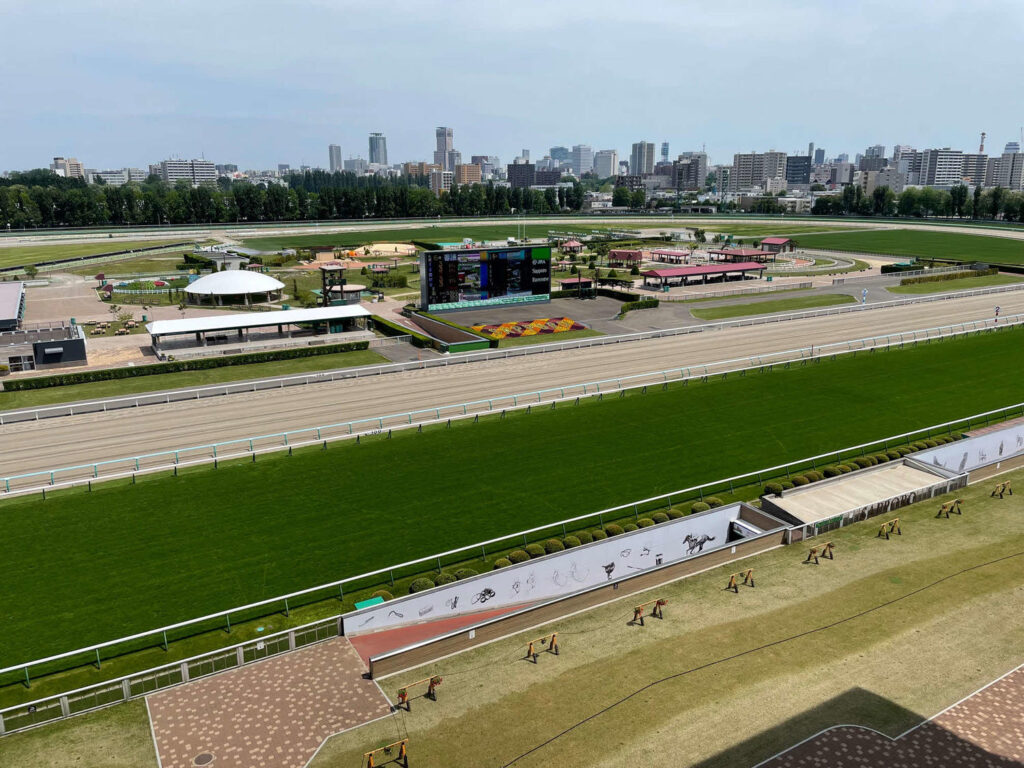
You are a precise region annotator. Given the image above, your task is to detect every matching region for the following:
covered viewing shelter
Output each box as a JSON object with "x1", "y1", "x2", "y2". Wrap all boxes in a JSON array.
[
  {"x1": 642, "y1": 261, "x2": 767, "y2": 289},
  {"x1": 184, "y1": 271, "x2": 285, "y2": 306},
  {"x1": 707, "y1": 247, "x2": 775, "y2": 264},
  {"x1": 146, "y1": 305, "x2": 373, "y2": 358}
]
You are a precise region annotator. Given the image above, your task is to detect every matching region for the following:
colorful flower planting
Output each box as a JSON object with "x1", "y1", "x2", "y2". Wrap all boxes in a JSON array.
[{"x1": 471, "y1": 317, "x2": 586, "y2": 339}]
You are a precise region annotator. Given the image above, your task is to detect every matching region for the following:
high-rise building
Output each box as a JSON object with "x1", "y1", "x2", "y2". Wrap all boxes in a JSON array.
[
  {"x1": 430, "y1": 168, "x2": 453, "y2": 196},
  {"x1": 630, "y1": 142, "x2": 655, "y2": 176},
  {"x1": 785, "y1": 156, "x2": 811, "y2": 186},
  {"x1": 593, "y1": 149, "x2": 618, "y2": 178},
  {"x1": 520, "y1": 149, "x2": 530, "y2": 163},
  {"x1": 808, "y1": 142, "x2": 815, "y2": 161},
  {"x1": 729, "y1": 151, "x2": 787, "y2": 191},
  {"x1": 156, "y1": 159, "x2": 216, "y2": 185},
  {"x1": 836, "y1": 153, "x2": 849, "y2": 163},
  {"x1": 403, "y1": 162, "x2": 440, "y2": 177},
  {"x1": 454, "y1": 164, "x2": 482, "y2": 184},
  {"x1": 89, "y1": 168, "x2": 147, "y2": 186},
  {"x1": 343, "y1": 157, "x2": 368, "y2": 173},
  {"x1": 570, "y1": 144, "x2": 593, "y2": 177},
  {"x1": 919, "y1": 148, "x2": 964, "y2": 186},
  {"x1": 661, "y1": 142, "x2": 669, "y2": 163},
  {"x1": 673, "y1": 152, "x2": 708, "y2": 191},
  {"x1": 434, "y1": 127, "x2": 454, "y2": 170},
  {"x1": 961, "y1": 154, "x2": 989, "y2": 186},
  {"x1": 507, "y1": 163, "x2": 536, "y2": 189},
  {"x1": 278, "y1": 164, "x2": 290, "y2": 174},
  {"x1": 216, "y1": 164, "x2": 238, "y2": 174},
  {"x1": 865, "y1": 144, "x2": 886, "y2": 159},
  {"x1": 813, "y1": 148, "x2": 825, "y2": 164},
  {"x1": 368, "y1": 133, "x2": 388, "y2": 165},
  {"x1": 1004, "y1": 141, "x2": 1021, "y2": 154},
  {"x1": 446, "y1": 150, "x2": 462, "y2": 172},
  {"x1": 328, "y1": 144, "x2": 342, "y2": 172},
  {"x1": 50, "y1": 157, "x2": 84, "y2": 179},
  {"x1": 550, "y1": 146, "x2": 570, "y2": 163},
  {"x1": 995, "y1": 152, "x2": 1024, "y2": 190}
]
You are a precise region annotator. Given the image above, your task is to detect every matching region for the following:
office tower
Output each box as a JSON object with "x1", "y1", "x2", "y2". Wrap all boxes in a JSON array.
[
  {"x1": 995, "y1": 152, "x2": 1024, "y2": 189},
  {"x1": 506, "y1": 163, "x2": 536, "y2": 189},
  {"x1": 808, "y1": 142, "x2": 815, "y2": 160},
  {"x1": 278, "y1": 164, "x2": 290, "y2": 173},
  {"x1": 343, "y1": 157, "x2": 368, "y2": 173},
  {"x1": 156, "y1": 159, "x2": 216, "y2": 185},
  {"x1": 919, "y1": 148, "x2": 964, "y2": 186},
  {"x1": 454, "y1": 164, "x2": 481, "y2": 184},
  {"x1": 729, "y1": 151, "x2": 787, "y2": 191},
  {"x1": 50, "y1": 157, "x2": 84, "y2": 178},
  {"x1": 550, "y1": 146, "x2": 570, "y2": 163},
  {"x1": 446, "y1": 149, "x2": 462, "y2": 172},
  {"x1": 785, "y1": 155, "x2": 811, "y2": 185},
  {"x1": 593, "y1": 149, "x2": 618, "y2": 178},
  {"x1": 1004, "y1": 141, "x2": 1021, "y2": 154},
  {"x1": 630, "y1": 142, "x2": 655, "y2": 175},
  {"x1": 368, "y1": 133, "x2": 388, "y2": 165},
  {"x1": 961, "y1": 154, "x2": 989, "y2": 186},
  {"x1": 813, "y1": 148, "x2": 825, "y2": 164},
  {"x1": 429, "y1": 169, "x2": 453, "y2": 196},
  {"x1": 434, "y1": 127, "x2": 454, "y2": 169},
  {"x1": 570, "y1": 144, "x2": 593, "y2": 176},
  {"x1": 328, "y1": 144, "x2": 342, "y2": 172},
  {"x1": 673, "y1": 152, "x2": 708, "y2": 190},
  {"x1": 661, "y1": 142, "x2": 669, "y2": 163},
  {"x1": 865, "y1": 144, "x2": 886, "y2": 159},
  {"x1": 836, "y1": 153, "x2": 849, "y2": 163}
]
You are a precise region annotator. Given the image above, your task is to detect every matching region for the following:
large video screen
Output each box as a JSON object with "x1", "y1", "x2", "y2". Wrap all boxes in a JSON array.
[{"x1": 420, "y1": 246, "x2": 552, "y2": 311}]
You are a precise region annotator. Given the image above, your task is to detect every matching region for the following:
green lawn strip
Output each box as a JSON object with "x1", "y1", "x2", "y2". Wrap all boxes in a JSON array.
[
  {"x1": 0, "y1": 240, "x2": 189, "y2": 270},
  {"x1": 0, "y1": 329, "x2": 1022, "y2": 679},
  {"x1": 497, "y1": 329, "x2": 603, "y2": 347},
  {"x1": 690, "y1": 293, "x2": 856, "y2": 320},
  {"x1": 0, "y1": 349, "x2": 388, "y2": 411},
  {"x1": 886, "y1": 273, "x2": 1024, "y2": 295},
  {"x1": 661, "y1": 287, "x2": 813, "y2": 305},
  {"x1": 0, "y1": 331, "x2": 1019, "y2": 671},
  {"x1": 793, "y1": 229, "x2": 1024, "y2": 265},
  {"x1": 309, "y1": 475, "x2": 1024, "y2": 767},
  {"x1": 715, "y1": 224, "x2": 868, "y2": 237},
  {"x1": 767, "y1": 258, "x2": 871, "y2": 277}
]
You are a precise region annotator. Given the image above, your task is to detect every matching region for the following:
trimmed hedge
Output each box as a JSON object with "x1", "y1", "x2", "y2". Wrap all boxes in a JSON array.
[
  {"x1": 651, "y1": 512, "x2": 670, "y2": 524},
  {"x1": 619, "y1": 298, "x2": 660, "y2": 316},
  {"x1": 524, "y1": 543, "x2": 545, "y2": 558},
  {"x1": 780, "y1": 480, "x2": 795, "y2": 490},
  {"x1": 454, "y1": 568, "x2": 477, "y2": 580},
  {"x1": 409, "y1": 577, "x2": 435, "y2": 593},
  {"x1": 544, "y1": 539, "x2": 565, "y2": 554},
  {"x1": 4, "y1": 341, "x2": 371, "y2": 391},
  {"x1": 623, "y1": 523, "x2": 639, "y2": 533},
  {"x1": 370, "y1": 590, "x2": 393, "y2": 601},
  {"x1": 666, "y1": 508, "x2": 685, "y2": 520},
  {"x1": 576, "y1": 531, "x2": 594, "y2": 545},
  {"x1": 873, "y1": 453, "x2": 889, "y2": 463},
  {"x1": 691, "y1": 502, "x2": 710, "y2": 513},
  {"x1": 493, "y1": 558, "x2": 512, "y2": 569},
  {"x1": 637, "y1": 518, "x2": 656, "y2": 528},
  {"x1": 821, "y1": 467, "x2": 840, "y2": 478},
  {"x1": 591, "y1": 529, "x2": 608, "y2": 541},
  {"x1": 507, "y1": 549, "x2": 531, "y2": 564},
  {"x1": 562, "y1": 535, "x2": 581, "y2": 548},
  {"x1": 804, "y1": 470, "x2": 823, "y2": 482},
  {"x1": 604, "y1": 524, "x2": 625, "y2": 537},
  {"x1": 705, "y1": 497, "x2": 724, "y2": 508},
  {"x1": 886, "y1": 450, "x2": 902, "y2": 460},
  {"x1": 764, "y1": 481, "x2": 784, "y2": 495},
  {"x1": 435, "y1": 572, "x2": 458, "y2": 585},
  {"x1": 791, "y1": 475, "x2": 810, "y2": 486},
  {"x1": 899, "y1": 268, "x2": 997, "y2": 286}
]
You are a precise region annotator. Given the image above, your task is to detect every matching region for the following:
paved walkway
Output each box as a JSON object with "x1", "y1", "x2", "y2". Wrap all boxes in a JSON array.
[
  {"x1": 762, "y1": 664, "x2": 1024, "y2": 767},
  {"x1": 147, "y1": 638, "x2": 390, "y2": 768}
]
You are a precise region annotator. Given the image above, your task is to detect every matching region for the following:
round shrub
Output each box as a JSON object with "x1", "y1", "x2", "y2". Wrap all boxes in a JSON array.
[
  {"x1": 853, "y1": 457, "x2": 872, "y2": 468},
  {"x1": 435, "y1": 572, "x2": 457, "y2": 585},
  {"x1": 623, "y1": 523, "x2": 639, "y2": 533},
  {"x1": 525, "y1": 543, "x2": 545, "y2": 558},
  {"x1": 409, "y1": 577, "x2": 435, "y2": 593},
  {"x1": 923, "y1": 439, "x2": 938, "y2": 448},
  {"x1": 821, "y1": 467, "x2": 840, "y2": 478},
  {"x1": 370, "y1": 590, "x2": 393, "y2": 601},
  {"x1": 691, "y1": 501, "x2": 710, "y2": 513},
  {"x1": 493, "y1": 558, "x2": 512, "y2": 569},
  {"x1": 604, "y1": 524, "x2": 625, "y2": 537},
  {"x1": 886, "y1": 450, "x2": 902, "y2": 460},
  {"x1": 667, "y1": 508, "x2": 684, "y2": 520},
  {"x1": 591, "y1": 529, "x2": 608, "y2": 541},
  {"x1": 764, "y1": 481, "x2": 784, "y2": 495},
  {"x1": 562, "y1": 535, "x2": 581, "y2": 548},
  {"x1": 652, "y1": 512, "x2": 670, "y2": 523},
  {"x1": 837, "y1": 464, "x2": 852, "y2": 474},
  {"x1": 454, "y1": 568, "x2": 477, "y2": 580},
  {"x1": 576, "y1": 531, "x2": 593, "y2": 545},
  {"x1": 637, "y1": 518, "x2": 656, "y2": 528},
  {"x1": 791, "y1": 475, "x2": 810, "y2": 486},
  {"x1": 543, "y1": 539, "x2": 565, "y2": 554},
  {"x1": 705, "y1": 497, "x2": 724, "y2": 508},
  {"x1": 873, "y1": 453, "x2": 889, "y2": 463},
  {"x1": 912, "y1": 440, "x2": 929, "y2": 450},
  {"x1": 508, "y1": 549, "x2": 531, "y2": 564},
  {"x1": 780, "y1": 480, "x2": 795, "y2": 490},
  {"x1": 804, "y1": 470, "x2": 823, "y2": 482}
]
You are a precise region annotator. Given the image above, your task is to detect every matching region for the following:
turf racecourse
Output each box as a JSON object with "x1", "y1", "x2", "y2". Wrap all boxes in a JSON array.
[
  {"x1": 793, "y1": 228, "x2": 1024, "y2": 265},
  {"x1": 1, "y1": 328, "x2": 1023, "y2": 670}
]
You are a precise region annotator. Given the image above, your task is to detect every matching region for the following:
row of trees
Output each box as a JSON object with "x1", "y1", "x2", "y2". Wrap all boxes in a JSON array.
[
  {"x1": 811, "y1": 184, "x2": 1024, "y2": 221},
  {"x1": 0, "y1": 169, "x2": 586, "y2": 230}
]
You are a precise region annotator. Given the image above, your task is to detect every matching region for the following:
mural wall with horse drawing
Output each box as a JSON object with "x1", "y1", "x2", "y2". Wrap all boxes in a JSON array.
[{"x1": 344, "y1": 503, "x2": 778, "y2": 635}]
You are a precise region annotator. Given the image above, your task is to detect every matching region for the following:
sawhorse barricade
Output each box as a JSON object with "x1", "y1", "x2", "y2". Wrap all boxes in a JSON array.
[
  {"x1": 725, "y1": 569, "x2": 755, "y2": 593},
  {"x1": 805, "y1": 541, "x2": 835, "y2": 564},
  {"x1": 526, "y1": 632, "x2": 559, "y2": 663},
  {"x1": 632, "y1": 598, "x2": 667, "y2": 626},
  {"x1": 365, "y1": 739, "x2": 408, "y2": 768},
  {"x1": 877, "y1": 518, "x2": 902, "y2": 539},
  {"x1": 936, "y1": 499, "x2": 963, "y2": 518},
  {"x1": 396, "y1": 675, "x2": 442, "y2": 711},
  {"x1": 992, "y1": 481, "x2": 1013, "y2": 499}
]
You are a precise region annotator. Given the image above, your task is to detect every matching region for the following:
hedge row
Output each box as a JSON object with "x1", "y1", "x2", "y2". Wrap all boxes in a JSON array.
[
  {"x1": 370, "y1": 315, "x2": 433, "y2": 349},
  {"x1": 620, "y1": 299, "x2": 660, "y2": 315},
  {"x1": 761, "y1": 434, "x2": 963, "y2": 496},
  {"x1": 899, "y1": 268, "x2": 997, "y2": 287},
  {"x1": 3, "y1": 341, "x2": 371, "y2": 391}
]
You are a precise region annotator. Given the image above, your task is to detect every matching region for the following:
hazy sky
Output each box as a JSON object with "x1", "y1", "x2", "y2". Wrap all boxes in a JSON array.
[{"x1": 2, "y1": 0, "x2": 1023, "y2": 172}]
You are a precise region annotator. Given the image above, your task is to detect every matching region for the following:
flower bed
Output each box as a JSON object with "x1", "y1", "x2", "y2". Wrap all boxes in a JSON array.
[{"x1": 471, "y1": 317, "x2": 586, "y2": 339}]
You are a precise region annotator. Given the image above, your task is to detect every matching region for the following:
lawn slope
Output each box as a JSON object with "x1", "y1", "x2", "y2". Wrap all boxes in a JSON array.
[{"x1": 794, "y1": 229, "x2": 1024, "y2": 265}]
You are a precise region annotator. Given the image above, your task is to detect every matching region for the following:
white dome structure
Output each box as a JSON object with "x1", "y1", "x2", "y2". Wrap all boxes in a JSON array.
[{"x1": 184, "y1": 271, "x2": 285, "y2": 306}]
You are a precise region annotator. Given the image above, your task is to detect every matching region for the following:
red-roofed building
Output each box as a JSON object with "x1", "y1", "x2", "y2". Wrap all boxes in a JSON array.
[
  {"x1": 608, "y1": 249, "x2": 643, "y2": 267},
  {"x1": 760, "y1": 237, "x2": 794, "y2": 253},
  {"x1": 707, "y1": 247, "x2": 774, "y2": 263},
  {"x1": 559, "y1": 240, "x2": 584, "y2": 254},
  {"x1": 641, "y1": 262, "x2": 766, "y2": 288}
]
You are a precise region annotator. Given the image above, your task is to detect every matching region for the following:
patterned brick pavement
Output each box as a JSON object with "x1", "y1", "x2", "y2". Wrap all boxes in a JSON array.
[
  {"x1": 762, "y1": 665, "x2": 1024, "y2": 767},
  {"x1": 147, "y1": 638, "x2": 390, "y2": 768}
]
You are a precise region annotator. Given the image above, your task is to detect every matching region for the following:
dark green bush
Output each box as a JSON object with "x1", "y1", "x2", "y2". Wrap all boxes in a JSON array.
[
  {"x1": 691, "y1": 501, "x2": 711, "y2": 513},
  {"x1": 821, "y1": 467, "x2": 840, "y2": 478},
  {"x1": 562, "y1": 535, "x2": 581, "y2": 548},
  {"x1": 780, "y1": 480, "x2": 795, "y2": 490},
  {"x1": 652, "y1": 512, "x2": 670, "y2": 523},
  {"x1": 409, "y1": 577, "x2": 435, "y2": 593},
  {"x1": 576, "y1": 531, "x2": 594, "y2": 545},
  {"x1": 543, "y1": 539, "x2": 565, "y2": 554},
  {"x1": 764, "y1": 482, "x2": 784, "y2": 495},
  {"x1": 435, "y1": 572, "x2": 457, "y2": 585},
  {"x1": 704, "y1": 497, "x2": 724, "y2": 508},
  {"x1": 923, "y1": 439, "x2": 938, "y2": 448},
  {"x1": 454, "y1": 568, "x2": 477, "y2": 580},
  {"x1": 886, "y1": 450, "x2": 902, "y2": 460},
  {"x1": 591, "y1": 529, "x2": 608, "y2": 541},
  {"x1": 493, "y1": 558, "x2": 512, "y2": 569},
  {"x1": 807, "y1": 470, "x2": 824, "y2": 482},
  {"x1": 525, "y1": 543, "x2": 545, "y2": 558},
  {"x1": 604, "y1": 524, "x2": 625, "y2": 537},
  {"x1": 791, "y1": 475, "x2": 810, "y2": 486},
  {"x1": 637, "y1": 518, "x2": 656, "y2": 528},
  {"x1": 370, "y1": 590, "x2": 393, "y2": 601},
  {"x1": 837, "y1": 465, "x2": 853, "y2": 474},
  {"x1": 619, "y1": 298, "x2": 660, "y2": 316},
  {"x1": 622, "y1": 523, "x2": 639, "y2": 533},
  {"x1": 912, "y1": 441, "x2": 929, "y2": 450},
  {"x1": 666, "y1": 508, "x2": 685, "y2": 519},
  {"x1": 898, "y1": 267, "x2": 997, "y2": 286},
  {"x1": 873, "y1": 453, "x2": 889, "y2": 463},
  {"x1": 508, "y1": 549, "x2": 531, "y2": 564},
  {"x1": 852, "y1": 457, "x2": 871, "y2": 468}
]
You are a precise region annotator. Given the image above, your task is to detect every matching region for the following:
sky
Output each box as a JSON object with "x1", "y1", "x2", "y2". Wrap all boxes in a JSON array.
[{"x1": 2, "y1": 0, "x2": 1023, "y2": 172}]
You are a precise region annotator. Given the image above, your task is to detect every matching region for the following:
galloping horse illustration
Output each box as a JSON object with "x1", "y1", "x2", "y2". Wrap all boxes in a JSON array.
[{"x1": 684, "y1": 533, "x2": 716, "y2": 555}]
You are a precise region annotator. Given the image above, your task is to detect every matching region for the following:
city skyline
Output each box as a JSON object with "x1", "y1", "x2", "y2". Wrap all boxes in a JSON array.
[{"x1": 3, "y1": 0, "x2": 1024, "y2": 171}]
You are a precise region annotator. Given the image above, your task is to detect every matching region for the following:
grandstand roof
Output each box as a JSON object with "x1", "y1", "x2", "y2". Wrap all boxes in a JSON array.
[
  {"x1": 642, "y1": 262, "x2": 766, "y2": 278},
  {"x1": 0, "y1": 282, "x2": 25, "y2": 324},
  {"x1": 183, "y1": 271, "x2": 285, "y2": 296},
  {"x1": 146, "y1": 305, "x2": 370, "y2": 337}
]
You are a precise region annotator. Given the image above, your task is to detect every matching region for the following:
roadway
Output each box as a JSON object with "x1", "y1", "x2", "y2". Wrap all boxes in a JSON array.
[{"x1": 0, "y1": 291, "x2": 1019, "y2": 480}]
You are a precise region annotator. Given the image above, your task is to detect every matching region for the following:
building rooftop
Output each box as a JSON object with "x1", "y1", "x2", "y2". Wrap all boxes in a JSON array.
[
  {"x1": 146, "y1": 305, "x2": 370, "y2": 337},
  {"x1": 642, "y1": 262, "x2": 767, "y2": 278},
  {"x1": 0, "y1": 282, "x2": 26, "y2": 323},
  {"x1": 760, "y1": 237, "x2": 793, "y2": 245},
  {"x1": 184, "y1": 271, "x2": 285, "y2": 296}
]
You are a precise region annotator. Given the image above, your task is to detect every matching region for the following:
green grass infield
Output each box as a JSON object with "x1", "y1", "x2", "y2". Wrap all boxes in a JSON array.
[{"x1": 792, "y1": 229, "x2": 1024, "y2": 265}]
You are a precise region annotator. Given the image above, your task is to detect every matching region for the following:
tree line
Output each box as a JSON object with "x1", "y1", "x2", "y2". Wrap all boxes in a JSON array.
[
  {"x1": 811, "y1": 183, "x2": 1024, "y2": 221},
  {"x1": 0, "y1": 169, "x2": 585, "y2": 229}
]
